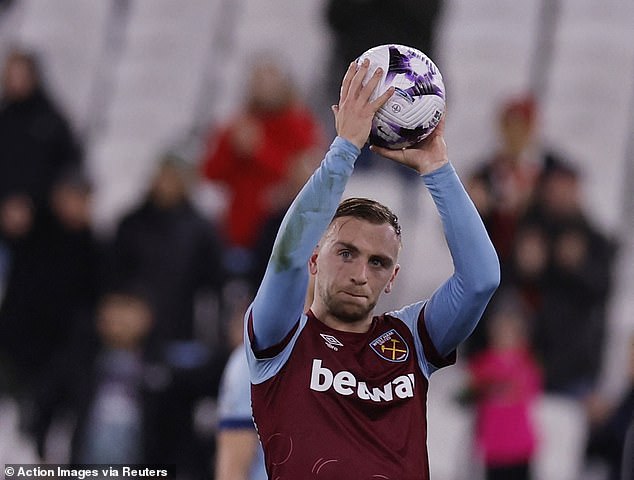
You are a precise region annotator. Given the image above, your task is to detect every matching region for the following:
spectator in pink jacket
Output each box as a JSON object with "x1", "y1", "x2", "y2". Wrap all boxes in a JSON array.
[{"x1": 468, "y1": 291, "x2": 542, "y2": 480}]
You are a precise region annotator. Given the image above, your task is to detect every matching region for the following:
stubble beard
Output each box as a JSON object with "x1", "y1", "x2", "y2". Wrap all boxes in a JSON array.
[{"x1": 320, "y1": 289, "x2": 377, "y2": 324}]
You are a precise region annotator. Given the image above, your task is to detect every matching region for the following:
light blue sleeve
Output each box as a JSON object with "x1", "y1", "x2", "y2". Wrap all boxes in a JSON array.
[
  {"x1": 421, "y1": 163, "x2": 500, "y2": 356},
  {"x1": 248, "y1": 137, "x2": 360, "y2": 351}
]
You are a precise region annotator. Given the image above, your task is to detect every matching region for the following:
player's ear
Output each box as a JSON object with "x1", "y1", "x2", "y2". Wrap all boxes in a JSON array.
[
  {"x1": 309, "y1": 247, "x2": 319, "y2": 275},
  {"x1": 384, "y1": 264, "x2": 400, "y2": 294}
]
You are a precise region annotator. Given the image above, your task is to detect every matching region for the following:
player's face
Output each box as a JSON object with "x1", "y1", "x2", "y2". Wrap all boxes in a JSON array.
[{"x1": 310, "y1": 216, "x2": 400, "y2": 329}]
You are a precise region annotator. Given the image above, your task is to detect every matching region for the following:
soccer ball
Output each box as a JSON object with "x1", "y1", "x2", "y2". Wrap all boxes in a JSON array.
[{"x1": 356, "y1": 44, "x2": 445, "y2": 149}]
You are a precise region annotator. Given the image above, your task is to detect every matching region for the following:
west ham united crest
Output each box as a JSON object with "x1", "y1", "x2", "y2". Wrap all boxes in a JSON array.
[{"x1": 370, "y1": 329, "x2": 409, "y2": 362}]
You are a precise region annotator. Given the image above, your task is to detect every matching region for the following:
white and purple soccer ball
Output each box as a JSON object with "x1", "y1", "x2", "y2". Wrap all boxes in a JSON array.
[{"x1": 357, "y1": 44, "x2": 445, "y2": 149}]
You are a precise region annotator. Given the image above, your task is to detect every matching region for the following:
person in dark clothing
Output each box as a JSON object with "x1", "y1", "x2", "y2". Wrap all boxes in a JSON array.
[
  {"x1": 109, "y1": 154, "x2": 225, "y2": 344},
  {"x1": 0, "y1": 48, "x2": 81, "y2": 244},
  {"x1": 0, "y1": 49, "x2": 84, "y2": 398},
  {"x1": 32, "y1": 286, "x2": 227, "y2": 478},
  {"x1": 466, "y1": 97, "x2": 569, "y2": 270},
  {"x1": 522, "y1": 163, "x2": 616, "y2": 397},
  {"x1": 0, "y1": 170, "x2": 101, "y2": 411},
  {"x1": 31, "y1": 290, "x2": 157, "y2": 462},
  {"x1": 107, "y1": 154, "x2": 227, "y2": 479},
  {"x1": 465, "y1": 96, "x2": 578, "y2": 358}
]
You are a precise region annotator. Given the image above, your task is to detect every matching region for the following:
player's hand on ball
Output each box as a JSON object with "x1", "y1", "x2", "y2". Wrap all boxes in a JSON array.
[
  {"x1": 333, "y1": 59, "x2": 394, "y2": 150},
  {"x1": 370, "y1": 115, "x2": 449, "y2": 175}
]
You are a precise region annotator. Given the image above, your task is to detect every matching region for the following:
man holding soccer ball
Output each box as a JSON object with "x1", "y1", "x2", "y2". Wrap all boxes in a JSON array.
[{"x1": 245, "y1": 58, "x2": 500, "y2": 478}]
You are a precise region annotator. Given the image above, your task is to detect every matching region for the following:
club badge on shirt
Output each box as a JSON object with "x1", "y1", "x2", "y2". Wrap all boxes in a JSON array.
[{"x1": 370, "y1": 329, "x2": 409, "y2": 362}]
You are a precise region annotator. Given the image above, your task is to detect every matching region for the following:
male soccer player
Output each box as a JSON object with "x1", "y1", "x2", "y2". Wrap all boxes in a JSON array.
[{"x1": 245, "y1": 59, "x2": 500, "y2": 479}]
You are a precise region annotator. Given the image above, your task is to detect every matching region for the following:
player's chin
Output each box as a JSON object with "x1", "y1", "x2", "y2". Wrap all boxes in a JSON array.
[{"x1": 331, "y1": 298, "x2": 374, "y2": 322}]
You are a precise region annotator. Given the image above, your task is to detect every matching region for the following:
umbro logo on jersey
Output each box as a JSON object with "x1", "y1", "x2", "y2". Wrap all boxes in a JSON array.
[
  {"x1": 370, "y1": 329, "x2": 409, "y2": 362},
  {"x1": 320, "y1": 333, "x2": 344, "y2": 351}
]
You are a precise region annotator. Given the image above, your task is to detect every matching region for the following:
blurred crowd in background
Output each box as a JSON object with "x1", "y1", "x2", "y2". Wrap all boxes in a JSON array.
[{"x1": 0, "y1": 1, "x2": 632, "y2": 479}]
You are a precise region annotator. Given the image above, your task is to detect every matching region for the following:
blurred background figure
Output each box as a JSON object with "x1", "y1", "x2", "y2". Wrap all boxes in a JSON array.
[
  {"x1": 465, "y1": 95, "x2": 558, "y2": 357},
  {"x1": 0, "y1": 46, "x2": 85, "y2": 396},
  {"x1": 0, "y1": 47, "x2": 80, "y2": 225},
  {"x1": 465, "y1": 291, "x2": 542, "y2": 480},
  {"x1": 0, "y1": 47, "x2": 81, "y2": 292},
  {"x1": 584, "y1": 333, "x2": 634, "y2": 480},
  {"x1": 199, "y1": 55, "x2": 323, "y2": 285},
  {"x1": 519, "y1": 163, "x2": 615, "y2": 398},
  {"x1": 107, "y1": 154, "x2": 228, "y2": 479},
  {"x1": 465, "y1": 97, "x2": 617, "y2": 376},
  {"x1": 473, "y1": 161, "x2": 616, "y2": 480},
  {"x1": 0, "y1": 168, "x2": 100, "y2": 431},
  {"x1": 109, "y1": 153, "x2": 225, "y2": 347},
  {"x1": 467, "y1": 96, "x2": 565, "y2": 270},
  {"x1": 31, "y1": 290, "x2": 153, "y2": 465},
  {"x1": 523, "y1": 163, "x2": 616, "y2": 399}
]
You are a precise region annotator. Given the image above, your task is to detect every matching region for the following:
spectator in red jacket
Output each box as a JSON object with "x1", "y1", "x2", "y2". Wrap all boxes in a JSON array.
[{"x1": 200, "y1": 56, "x2": 323, "y2": 279}]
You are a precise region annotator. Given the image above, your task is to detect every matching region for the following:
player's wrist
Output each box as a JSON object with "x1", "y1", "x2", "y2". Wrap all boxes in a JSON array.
[
  {"x1": 333, "y1": 135, "x2": 362, "y2": 155},
  {"x1": 421, "y1": 161, "x2": 454, "y2": 181},
  {"x1": 417, "y1": 157, "x2": 449, "y2": 176}
]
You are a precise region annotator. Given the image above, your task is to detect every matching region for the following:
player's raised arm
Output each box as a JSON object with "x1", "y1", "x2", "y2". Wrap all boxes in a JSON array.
[
  {"x1": 249, "y1": 60, "x2": 394, "y2": 352},
  {"x1": 372, "y1": 117, "x2": 500, "y2": 358}
]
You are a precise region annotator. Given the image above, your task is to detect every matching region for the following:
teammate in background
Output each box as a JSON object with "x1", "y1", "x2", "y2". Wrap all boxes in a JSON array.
[
  {"x1": 215, "y1": 296, "x2": 267, "y2": 480},
  {"x1": 215, "y1": 345, "x2": 267, "y2": 480},
  {"x1": 245, "y1": 59, "x2": 500, "y2": 478}
]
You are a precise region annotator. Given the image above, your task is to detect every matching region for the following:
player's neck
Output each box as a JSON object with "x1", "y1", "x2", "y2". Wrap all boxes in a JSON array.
[{"x1": 311, "y1": 307, "x2": 374, "y2": 333}]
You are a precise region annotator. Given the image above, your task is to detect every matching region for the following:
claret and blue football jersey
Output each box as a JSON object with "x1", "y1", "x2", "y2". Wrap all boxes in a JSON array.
[{"x1": 247, "y1": 304, "x2": 455, "y2": 479}]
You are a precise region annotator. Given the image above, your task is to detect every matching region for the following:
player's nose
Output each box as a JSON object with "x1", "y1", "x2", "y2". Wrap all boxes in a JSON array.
[{"x1": 349, "y1": 260, "x2": 368, "y2": 285}]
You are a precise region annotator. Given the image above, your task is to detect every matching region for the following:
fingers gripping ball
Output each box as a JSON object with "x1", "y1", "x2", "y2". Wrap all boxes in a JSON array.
[{"x1": 357, "y1": 44, "x2": 445, "y2": 149}]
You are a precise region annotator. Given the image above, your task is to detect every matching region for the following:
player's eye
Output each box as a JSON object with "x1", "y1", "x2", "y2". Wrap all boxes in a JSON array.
[
  {"x1": 370, "y1": 258, "x2": 384, "y2": 267},
  {"x1": 339, "y1": 250, "x2": 352, "y2": 259}
]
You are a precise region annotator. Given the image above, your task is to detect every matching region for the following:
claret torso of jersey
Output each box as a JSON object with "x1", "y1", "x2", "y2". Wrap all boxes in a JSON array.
[{"x1": 248, "y1": 308, "x2": 453, "y2": 479}]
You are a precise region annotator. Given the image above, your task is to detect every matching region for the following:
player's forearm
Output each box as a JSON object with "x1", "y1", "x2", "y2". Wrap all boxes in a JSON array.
[
  {"x1": 269, "y1": 137, "x2": 358, "y2": 269},
  {"x1": 422, "y1": 162, "x2": 500, "y2": 355},
  {"x1": 250, "y1": 137, "x2": 359, "y2": 349},
  {"x1": 215, "y1": 429, "x2": 259, "y2": 480}
]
